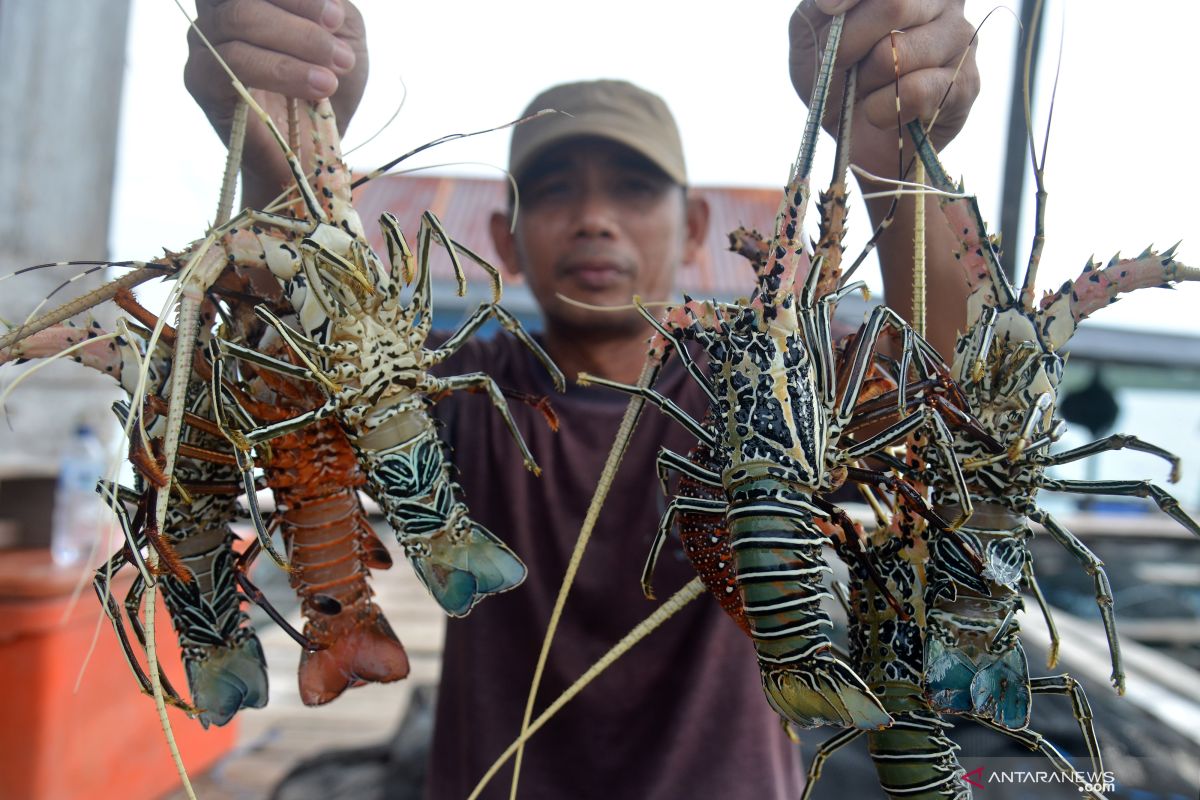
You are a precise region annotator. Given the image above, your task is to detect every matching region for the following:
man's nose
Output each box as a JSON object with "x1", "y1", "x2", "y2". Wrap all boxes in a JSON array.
[{"x1": 571, "y1": 189, "x2": 618, "y2": 239}]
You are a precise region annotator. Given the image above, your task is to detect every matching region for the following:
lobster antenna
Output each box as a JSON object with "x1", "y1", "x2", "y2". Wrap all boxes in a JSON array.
[
  {"x1": 342, "y1": 75, "x2": 408, "y2": 157},
  {"x1": 479, "y1": 577, "x2": 705, "y2": 800},
  {"x1": 507, "y1": 360, "x2": 659, "y2": 800},
  {"x1": 555, "y1": 292, "x2": 676, "y2": 312},
  {"x1": 0, "y1": 262, "x2": 171, "y2": 354},
  {"x1": 884, "y1": 28, "x2": 929, "y2": 338},
  {"x1": 813, "y1": 64, "x2": 858, "y2": 292},
  {"x1": 841, "y1": 6, "x2": 1016, "y2": 284},
  {"x1": 350, "y1": 109, "x2": 558, "y2": 189},
  {"x1": 848, "y1": 166, "x2": 970, "y2": 201},
  {"x1": 1019, "y1": 0, "x2": 1063, "y2": 308},
  {"x1": 214, "y1": 99, "x2": 249, "y2": 225},
  {"x1": 793, "y1": 15, "x2": 844, "y2": 191},
  {"x1": 391, "y1": 161, "x2": 523, "y2": 232}
]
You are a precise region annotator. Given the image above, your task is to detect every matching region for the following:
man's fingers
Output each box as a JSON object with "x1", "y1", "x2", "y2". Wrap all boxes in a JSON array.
[
  {"x1": 859, "y1": 64, "x2": 979, "y2": 136},
  {"x1": 212, "y1": 39, "x2": 338, "y2": 100},
  {"x1": 199, "y1": 0, "x2": 355, "y2": 75},
  {"x1": 856, "y1": 12, "x2": 976, "y2": 98},
  {"x1": 835, "y1": 0, "x2": 942, "y2": 68},
  {"x1": 790, "y1": 0, "x2": 945, "y2": 100}
]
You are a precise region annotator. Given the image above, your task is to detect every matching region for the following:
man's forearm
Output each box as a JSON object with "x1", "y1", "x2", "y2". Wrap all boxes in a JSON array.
[{"x1": 866, "y1": 186, "x2": 969, "y2": 360}]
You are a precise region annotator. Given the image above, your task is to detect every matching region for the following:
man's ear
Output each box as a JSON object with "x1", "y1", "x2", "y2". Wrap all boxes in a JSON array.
[
  {"x1": 489, "y1": 210, "x2": 522, "y2": 279},
  {"x1": 682, "y1": 193, "x2": 710, "y2": 265}
]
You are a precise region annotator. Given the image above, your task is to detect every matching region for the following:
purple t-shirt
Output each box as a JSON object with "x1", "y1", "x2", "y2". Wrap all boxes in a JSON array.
[{"x1": 426, "y1": 330, "x2": 803, "y2": 799}]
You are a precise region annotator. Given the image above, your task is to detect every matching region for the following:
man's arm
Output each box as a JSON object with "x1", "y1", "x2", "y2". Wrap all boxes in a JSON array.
[
  {"x1": 184, "y1": 0, "x2": 369, "y2": 209},
  {"x1": 790, "y1": 0, "x2": 981, "y2": 358}
]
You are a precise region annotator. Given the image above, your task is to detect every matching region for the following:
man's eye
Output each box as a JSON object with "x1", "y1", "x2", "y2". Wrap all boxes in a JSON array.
[
  {"x1": 616, "y1": 175, "x2": 664, "y2": 199},
  {"x1": 525, "y1": 180, "x2": 569, "y2": 202}
]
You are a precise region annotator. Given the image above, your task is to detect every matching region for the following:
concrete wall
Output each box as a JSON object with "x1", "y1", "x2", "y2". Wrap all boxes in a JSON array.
[{"x1": 0, "y1": 0, "x2": 132, "y2": 478}]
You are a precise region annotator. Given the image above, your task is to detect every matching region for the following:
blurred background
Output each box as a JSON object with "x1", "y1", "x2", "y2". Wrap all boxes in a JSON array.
[{"x1": 0, "y1": 1, "x2": 1197, "y2": 798}]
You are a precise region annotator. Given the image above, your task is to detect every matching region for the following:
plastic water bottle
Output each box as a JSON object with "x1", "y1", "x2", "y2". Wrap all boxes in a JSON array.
[{"x1": 51, "y1": 424, "x2": 108, "y2": 568}]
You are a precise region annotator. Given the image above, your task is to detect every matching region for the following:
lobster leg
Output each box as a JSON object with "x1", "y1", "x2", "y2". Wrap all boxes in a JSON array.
[
  {"x1": 93, "y1": 560, "x2": 192, "y2": 712},
  {"x1": 841, "y1": 405, "x2": 974, "y2": 529},
  {"x1": 232, "y1": 562, "x2": 325, "y2": 652},
  {"x1": 972, "y1": 718, "x2": 1109, "y2": 800},
  {"x1": 799, "y1": 727, "x2": 866, "y2": 800},
  {"x1": 1025, "y1": 508, "x2": 1123, "y2": 693},
  {"x1": 435, "y1": 372, "x2": 545, "y2": 474},
  {"x1": 1038, "y1": 477, "x2": 1200, "y2": 538},
  {"x1": 211, "y1": 337, "x2": 319, "y2": 380},
  {"x1": 575, "y1": 372, "x2": 716, "y2": 447},
  {"x1": 642, "y1": 494, "x2": 726, "y2": 600},
  {"x1": 656, "y1": 446, "x2": 721, "y2": 496},
  {"x1": 1022, "y1": 559, "x2": 1062, "y2": 669},
  {"x1": 97, "y1": 480, "x2": 154, "y2": 586},
  {"x1": 417, "y1": 210, "x2": 483, "y2": 299},
  {"x1": 833, "y1": 304, "x2": 942, "y2": 428},
  {"x1": 377, "y1": 212, "x2": 418, "y2": 289},
  {"x1": 1029, "y1": 673, "x2": 1103, "y2": 779},
  {"x1": 1040, "y1": 434, "x2": 1181, "y2": 481},
  {"x1": 635, "y1": 302, "x2": 717, "y2": 404},
  {"x1": 428, "y1": 304, "x2": 564, "y2": 392}
]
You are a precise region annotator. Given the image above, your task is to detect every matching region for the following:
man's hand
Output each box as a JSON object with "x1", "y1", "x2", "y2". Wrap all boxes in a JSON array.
[
  {"x1": 789, "y1": 0, "x2": 982, "y2": 358},
  {"x1": 184, "y1": 0, "x2": 368, "y2": 207},
  {"x1": 790, "y1": 0, "x2": 980, "y2": 178}
]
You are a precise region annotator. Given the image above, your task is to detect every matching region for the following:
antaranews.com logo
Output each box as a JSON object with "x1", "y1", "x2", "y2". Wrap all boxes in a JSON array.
[{"x1": 961, "y1": 766, "x2": 1116, "y2": 794}]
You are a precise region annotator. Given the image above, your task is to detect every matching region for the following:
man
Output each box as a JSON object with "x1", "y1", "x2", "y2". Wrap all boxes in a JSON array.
[{"x1": 187, "y1": 2, "x2": 981, "y2": 797}]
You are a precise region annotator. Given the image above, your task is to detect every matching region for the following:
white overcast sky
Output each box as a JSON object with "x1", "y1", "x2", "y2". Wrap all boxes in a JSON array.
[{"x1": 112, "y1": 1, "x2": 1200, "y2": 332}]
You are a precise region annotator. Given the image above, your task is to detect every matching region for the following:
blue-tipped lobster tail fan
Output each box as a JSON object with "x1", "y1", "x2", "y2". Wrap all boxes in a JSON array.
[{"x1": 186, "y1": 635, "x2": 269, "y2": 729}]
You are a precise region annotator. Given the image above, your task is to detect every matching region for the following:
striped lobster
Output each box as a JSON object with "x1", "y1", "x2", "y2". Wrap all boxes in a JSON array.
[
  {"x1": 206, "y1": 97, "x2": 565, "y2": 616},
  {"x1": 800, "y1": 494, "x2": 1106, "y2": 799},
  {"x1": 905, "y1": 119, "x2": 1200, "y2": 731},
  {"x1": 582, "y1": 15, "x2": 985, "y2": 730},
  {"x1": 0, "y1": 297, "x2": 275, "y2": 728}
]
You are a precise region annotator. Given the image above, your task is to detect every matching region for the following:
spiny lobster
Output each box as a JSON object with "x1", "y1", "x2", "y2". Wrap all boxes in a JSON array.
[
  {"x1": 1, "y1": 300, "x2": 275, "y2": 727},
  {"x1": 905, "y1": 120, "x2": 1200, "y2": 726},
  {"x1": 218, "y1": 330, "x2": 410, "y2": 705},
  {"x1": 582, "y1": 15, "x2": 985, "y2": 730},
  {"x1": 206, "y1": 97, "x2": 565, "y2": 616}
]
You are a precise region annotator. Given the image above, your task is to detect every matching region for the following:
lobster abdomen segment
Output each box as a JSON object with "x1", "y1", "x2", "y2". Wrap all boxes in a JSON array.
[{"x1": 729, "y1": 481, "x2": 890, "y2": 730}]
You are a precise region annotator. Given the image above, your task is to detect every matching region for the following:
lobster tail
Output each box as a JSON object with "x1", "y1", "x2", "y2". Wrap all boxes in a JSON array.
[
  {"x1": 730, "y1": 488, "x2": 890, "y2": 729},
  {"x1": 867, "y1": 703, "x2": 969, "y2": 800},
  {"x1": 297, "y1": 606, "x2": 410, "y2": 706},
  {"x1": 186, "y1": 635, "x2": 269, "y2": 729},
  {"x1": 408, "y1": 517, "x2": 527, "y2": 617},
  {"x1": 760, "y1": 655, "x2": 892, "y2": 730}
]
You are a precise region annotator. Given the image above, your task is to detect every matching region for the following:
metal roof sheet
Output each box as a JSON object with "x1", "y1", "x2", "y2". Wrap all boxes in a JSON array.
[{"x1": 352, "y1": 173, "x2": 784, "y2": 300}]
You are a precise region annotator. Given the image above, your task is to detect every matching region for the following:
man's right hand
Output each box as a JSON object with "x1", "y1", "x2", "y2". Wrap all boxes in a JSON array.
[{"x1": 184, "y1": 0, "x2": 368, "y2": 207}]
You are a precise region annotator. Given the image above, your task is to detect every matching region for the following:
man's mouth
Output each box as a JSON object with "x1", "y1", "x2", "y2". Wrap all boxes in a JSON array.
[{"x1": 561, "y1": 261, "x2": 629, "y2": 291}]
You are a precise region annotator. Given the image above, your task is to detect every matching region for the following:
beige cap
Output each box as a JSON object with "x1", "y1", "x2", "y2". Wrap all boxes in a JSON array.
[{"x1": 510, "y1": 79, "x2": 687, "y2": 186}]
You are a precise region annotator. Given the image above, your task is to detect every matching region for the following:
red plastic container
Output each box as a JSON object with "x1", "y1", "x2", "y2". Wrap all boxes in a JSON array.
[{"x1": 0, "y1": 549, "x2": 237, "y2": 800}]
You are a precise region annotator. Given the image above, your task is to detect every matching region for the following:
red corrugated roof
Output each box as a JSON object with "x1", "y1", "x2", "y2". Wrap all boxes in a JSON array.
[{"x1": 352, "y1": 174, "x2": 786, "y2": 299}]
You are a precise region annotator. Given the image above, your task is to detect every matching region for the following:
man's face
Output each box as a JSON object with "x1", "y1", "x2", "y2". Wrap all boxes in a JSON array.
[{"x1": 491, "y1": 137, "x2": 706, "y2": 339}]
